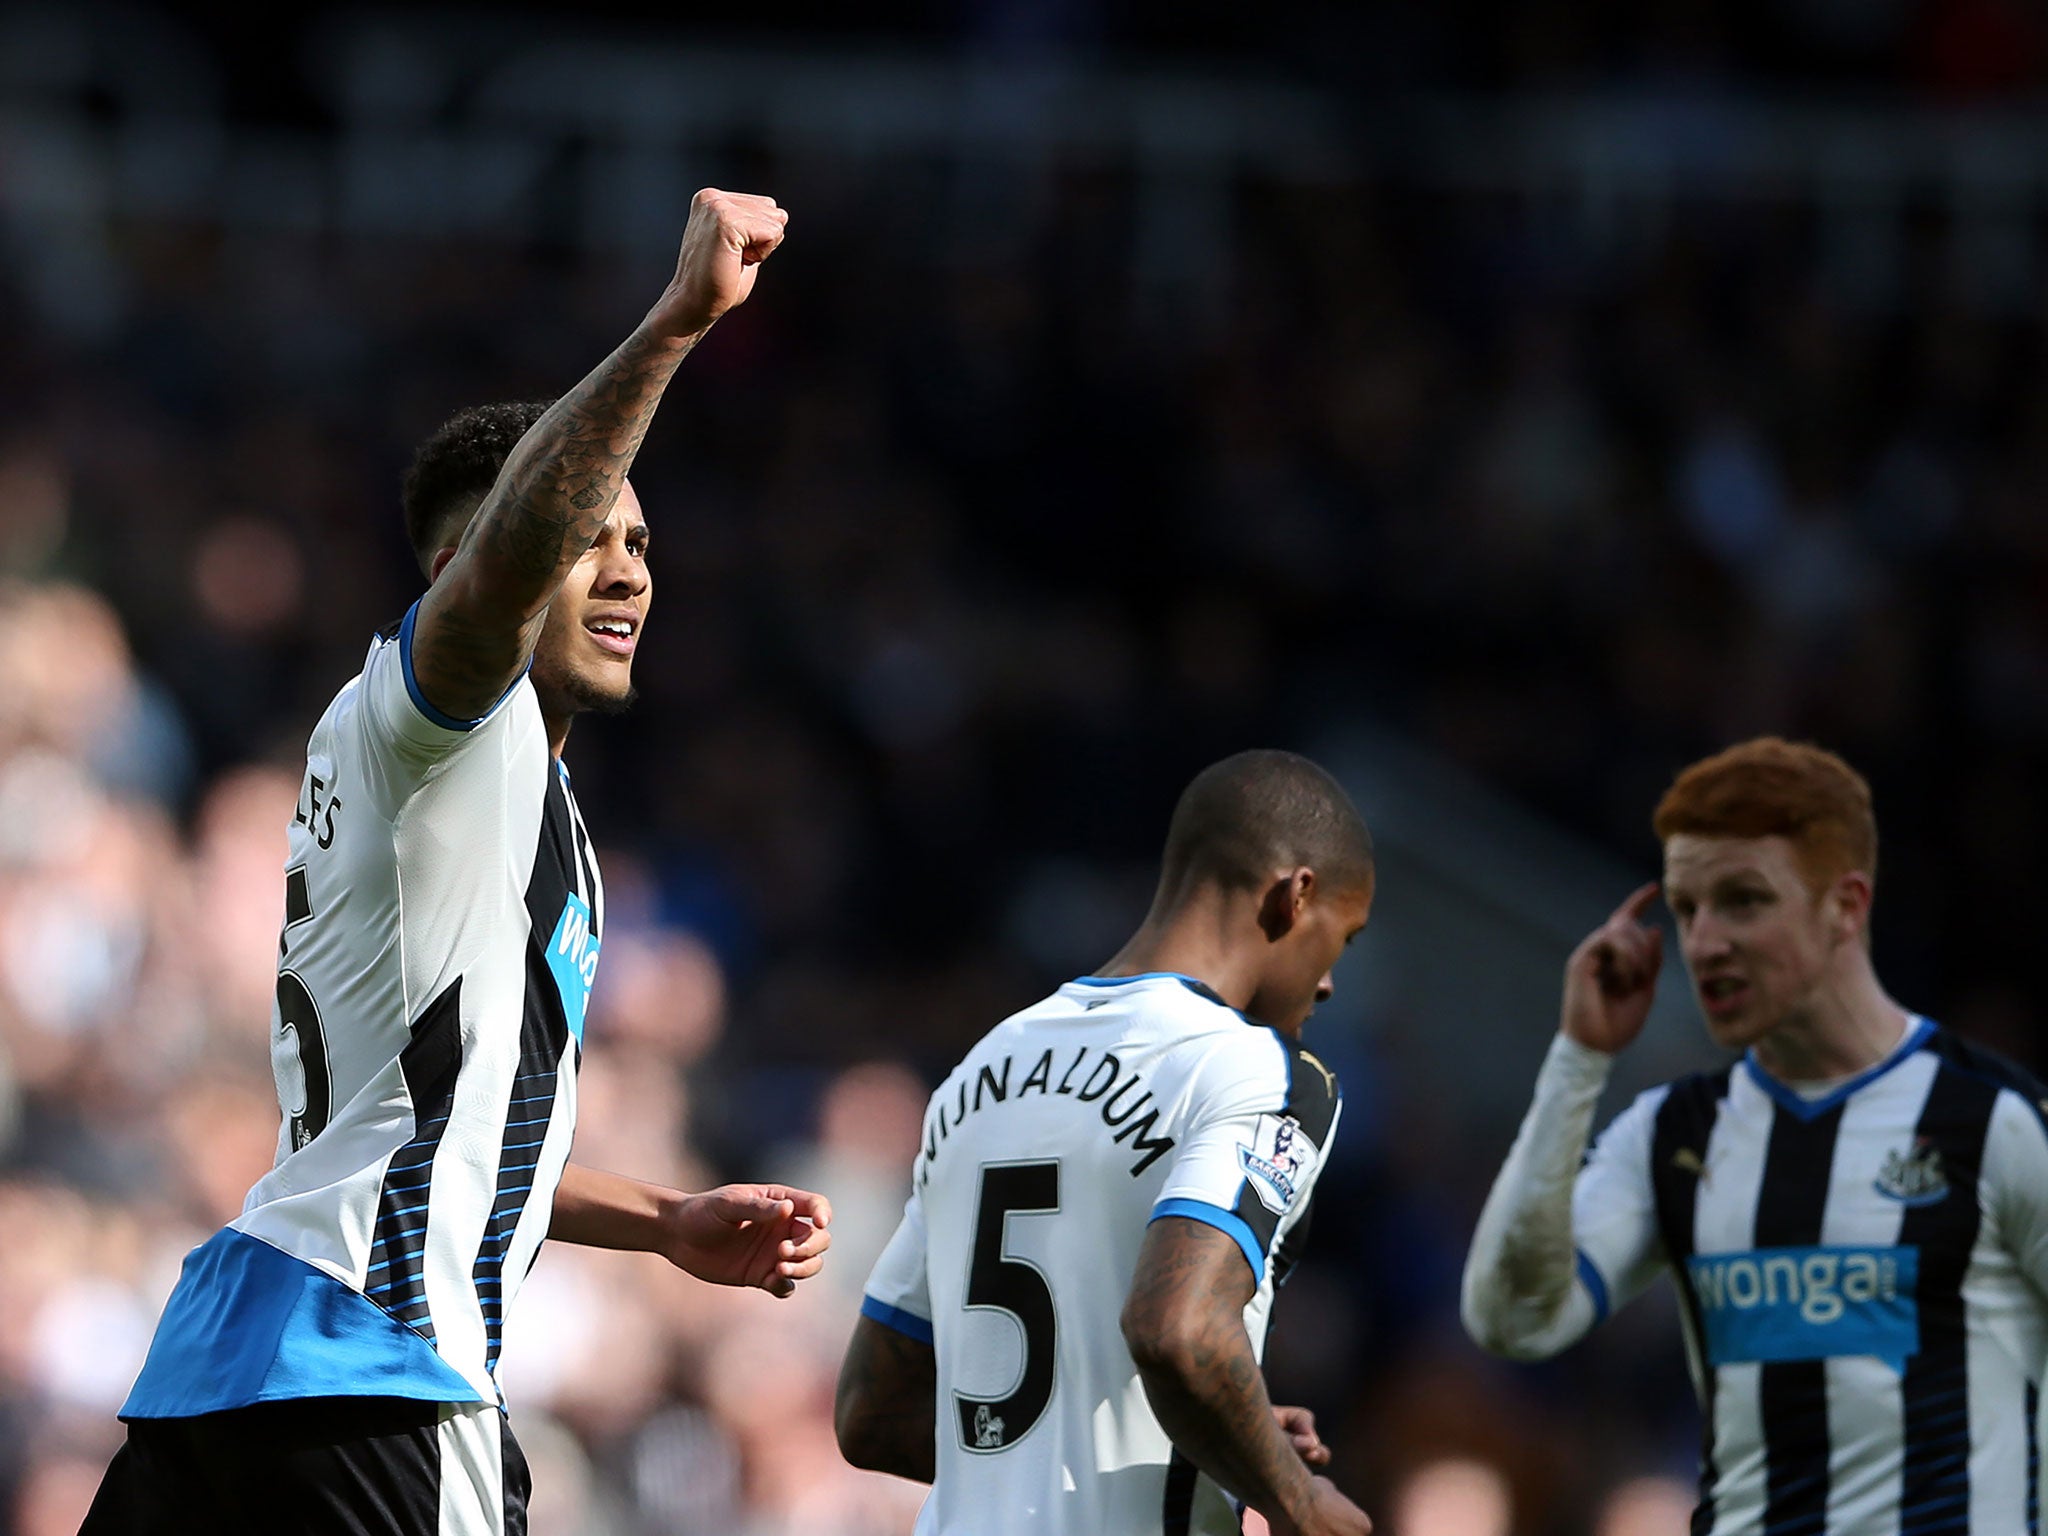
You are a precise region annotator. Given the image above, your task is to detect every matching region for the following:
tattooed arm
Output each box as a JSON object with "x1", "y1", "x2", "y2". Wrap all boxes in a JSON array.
[
  {"x1": 835, "y1": 1315, "x2": 938, "y2": 1483},
  {"x1": 410, "y1": 188, "x2": 789, "y2": 720},
  {"x1": 1122, "y1": 1218, "x2": 1372, "y2": 1536}
]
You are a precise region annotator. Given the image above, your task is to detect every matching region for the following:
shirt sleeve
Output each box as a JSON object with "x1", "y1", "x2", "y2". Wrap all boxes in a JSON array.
[
  {"x1": 1569, "y1": 1081, "x2": 1670, "y2": 1318},
  {"x1": 1151, "y1": 1030, "x2": 1343, "y2": 1288},
  {"x1": 1984, "y1": 1089, "x2": 2048, "y2": 1298},
  {"x1": 1462, "y1": 1034, "x2": 1667, "y2": 1360},
  {"x1": 356, "y1": 601, "x2": 533, "y2": 765},
  {"x1": 860, "y1": 1184, "x2": 934, "y2": 1344}
]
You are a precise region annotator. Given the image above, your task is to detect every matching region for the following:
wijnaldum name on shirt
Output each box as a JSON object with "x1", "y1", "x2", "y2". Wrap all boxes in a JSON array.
[{"x1": 920, "y1": 1046, "x2": 1176, "y2": 1182}]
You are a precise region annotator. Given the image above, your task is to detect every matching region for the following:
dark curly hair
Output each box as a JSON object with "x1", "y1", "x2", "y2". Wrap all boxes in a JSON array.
[{"x1": 400, "y1": 400, "x2": 554, "y2": 575}]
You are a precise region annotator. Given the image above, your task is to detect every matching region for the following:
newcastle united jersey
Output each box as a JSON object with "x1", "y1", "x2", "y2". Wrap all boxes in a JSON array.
[
  {"x1": 123, "y1": 601, "x2": 602, "y2": 1418},
  {"x1": 1575, "y1": 1019, "x2": 2048, "y2": 1535},
  {"x1": 860, "y1": 971, "x2": 1342, "y2": 1536}
]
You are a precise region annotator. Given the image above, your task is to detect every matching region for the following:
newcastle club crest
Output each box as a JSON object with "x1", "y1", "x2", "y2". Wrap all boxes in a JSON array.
[{"x1": 1874, "y1": 1139, "x2": 1948, "y2": 1207}]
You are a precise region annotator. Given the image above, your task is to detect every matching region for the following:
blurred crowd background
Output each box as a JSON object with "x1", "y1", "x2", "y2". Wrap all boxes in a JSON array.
[{"x1": 6, "y1": 2, "x2": 2048, "y2": 1532}]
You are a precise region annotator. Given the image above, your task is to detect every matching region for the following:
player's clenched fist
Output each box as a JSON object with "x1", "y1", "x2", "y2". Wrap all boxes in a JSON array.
[
  {"x1": 649, "y1": 188, "x2": 790, "y2": 340},
  {"x1": 1560, "y1": 881, "x2": 1664, "y2": 1056}
]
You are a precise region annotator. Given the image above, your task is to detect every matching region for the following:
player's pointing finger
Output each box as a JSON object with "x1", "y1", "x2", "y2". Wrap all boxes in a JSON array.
[{"x1": 1616, "y1": 880, "x2": 1663, "y2": 926}]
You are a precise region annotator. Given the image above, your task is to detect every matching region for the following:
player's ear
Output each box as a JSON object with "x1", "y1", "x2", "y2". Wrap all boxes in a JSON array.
[
  {"x1": 429, "y1": 546, "x2": 459, "y2": 583},
  {"x1": 1828, "y1": 870, "x2": 1873, "y2": 946},
  {"x1": 1256, "y1": 869, "x2": 1313, "y2": 941}
]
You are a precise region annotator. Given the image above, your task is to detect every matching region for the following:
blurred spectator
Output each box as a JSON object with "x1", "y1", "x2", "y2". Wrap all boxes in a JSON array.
[
  {"x1": 1390, "y1": 1458, "x2": 1515, "y2": 1536},
  {"x1": 1595, "y1": 1474, "x2": 1696, "y2": 1536}
]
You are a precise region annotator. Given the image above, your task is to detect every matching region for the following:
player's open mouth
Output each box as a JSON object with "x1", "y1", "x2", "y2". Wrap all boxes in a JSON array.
[
  {"x1": 1699, "y1": 976, "x2": 1748, "y2": 1017},
  {"x1": 586, "y1": 615, "x2": 638, "y2": 657}
]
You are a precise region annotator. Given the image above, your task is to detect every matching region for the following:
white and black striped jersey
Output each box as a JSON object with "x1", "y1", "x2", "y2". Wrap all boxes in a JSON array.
[
  {"x1": 123, "y1": 601, "x2": 603, "y2": 1418},
  {"x1": 860, "y1": 971, "x2": 1343, "y2": 1536},
  {"x1": 1575, "y1": 1019, "x2": 2048, "y2": 1535}
]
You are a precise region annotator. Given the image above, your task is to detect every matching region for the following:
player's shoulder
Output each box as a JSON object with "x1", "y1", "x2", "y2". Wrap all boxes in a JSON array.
[
  {"x1": 1617, "y1": 1062, "x2": 1736, "y2": 1136},
  {"x1": 1271, "y1": 1036, "x2": 1342, "y2": 1145},
  {"x1": 1654, "y1": 1061, "x2": 1737, "y2": 1106},
  {"x1": 1183, "y1": 1014, "x2": 1341, "y2": 1143},
  {"x1": 1916, "y1": 1023, "x2": 2048, "y2": 1137},
  {"x1": 350, "y1": 609, "x2": 544, "y2": 764},
  {"x1": 1918, "y1": 1021, "x2": 2048, "y2": 1096}
]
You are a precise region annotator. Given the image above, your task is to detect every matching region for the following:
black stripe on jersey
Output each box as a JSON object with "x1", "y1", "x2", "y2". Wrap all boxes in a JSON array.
[
  {"x1": 1754, "y1": 1099, "x2": 1844, "y2": 1536},
  {"x1": 502, "y1": 1409, "x2": 533, "y2": 1534},
  {"x1": 472, "y1": 970, "x2": 567, "y2": 1374},
  {"x1": 1919, "y1": 1026, "x2": 2048, "y2": 1130},
  {"x1": 1649, "y1": 1068, "x2": 1731, "y2": 1536},
  {"x1": 1272, "y1": 1197, "x2": 1316, "y2": 1288},
  {"x1": 1229, "y1": 1042, "x2": 1340, "y2": 1265},
  {"x1": 364, "y1": 978, "x2": 465, "y2": 1340},
  {"x1": 2027, "y1": 1380, "x2": 2039, "y2": 1536},
  {"x1": 1896, "y1": 1045, "x2": 1999, "y2": 1536},
  {"x1": 564, "y1": 791, "x2": 600, "y2": 914},
  {"x1": 1160, "y1": 1448, "x2": 1198, "y2": 1536},
  {"x1": 469, "y1": 768, "x2": 588, "y2": 1373}
]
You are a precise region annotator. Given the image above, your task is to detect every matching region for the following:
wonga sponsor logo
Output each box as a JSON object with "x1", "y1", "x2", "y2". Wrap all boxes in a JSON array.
[
  {"x1": 1686, "y1": 1244, "x2": 1920, "y2": 1372},
  {"x1": 545, "y1": 893, "x2": 600, "y2": 1043}
]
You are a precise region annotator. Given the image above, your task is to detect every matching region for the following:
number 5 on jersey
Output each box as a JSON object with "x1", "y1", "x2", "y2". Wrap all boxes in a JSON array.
[
  {"x1": 956, "y1": 1160, "x2": 1061, "y2": 1454},
  {"x1": 275, "y1": 865, "x2": 331, "y2": 1151}
]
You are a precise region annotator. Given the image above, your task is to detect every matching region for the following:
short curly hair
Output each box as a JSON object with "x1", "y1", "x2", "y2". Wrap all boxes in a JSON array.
[
  {"x1": 1653, "y1": 737, "x2": 1877, "y2": 898},
  {"x1": 400, "y1": 401, "x2": 553, "y2": 575}
]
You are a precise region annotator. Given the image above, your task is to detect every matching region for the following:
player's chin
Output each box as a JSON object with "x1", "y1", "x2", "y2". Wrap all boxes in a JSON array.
[
  {"x1": 1701, "y1": 1004, "x2": 1772, "y2": 1052},
  {"x1": 567, "y1": 670, "x2": 639, "y2": 717}
]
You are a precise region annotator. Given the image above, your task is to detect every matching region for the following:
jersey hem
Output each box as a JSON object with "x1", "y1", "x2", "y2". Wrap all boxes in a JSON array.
[{"x1": 120, "y1": 1227, "x2": 488, "y2": 1419}]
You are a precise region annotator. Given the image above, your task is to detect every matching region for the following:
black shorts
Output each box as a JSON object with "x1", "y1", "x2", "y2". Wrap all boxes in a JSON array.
[{"x1": 81, "y1": 1397, "x2": 530, "y2": 1536}]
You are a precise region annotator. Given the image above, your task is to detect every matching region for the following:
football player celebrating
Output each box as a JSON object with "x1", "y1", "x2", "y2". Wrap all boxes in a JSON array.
[{"x1": 87, "y1": 190, "x2": 830, "y2": 1536}]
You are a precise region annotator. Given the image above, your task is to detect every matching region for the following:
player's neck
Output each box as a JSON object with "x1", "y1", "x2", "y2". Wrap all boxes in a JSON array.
[
  {"x1": 546, "y1": 711, "x2": 573, "y2": 759},
  {"x1": 1751, "y1": 959, "x2": 1912, "y2": 1084},
  {"x1": 1096, "y1": 896, "x2": 1264, "y2": 1016}
]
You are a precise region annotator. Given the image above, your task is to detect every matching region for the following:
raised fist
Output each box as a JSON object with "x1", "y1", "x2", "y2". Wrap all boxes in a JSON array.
[{"x1": 649, "y1": 188, "x2": 790, "y2": 339}]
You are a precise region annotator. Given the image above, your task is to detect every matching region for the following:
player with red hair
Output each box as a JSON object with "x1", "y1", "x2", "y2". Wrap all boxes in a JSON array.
[{"x1": 1463, "y1": 737, "x2": 2048, "y2": 1535}]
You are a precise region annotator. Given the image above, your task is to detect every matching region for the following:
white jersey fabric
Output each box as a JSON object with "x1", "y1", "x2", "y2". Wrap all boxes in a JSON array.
[
  {"x1": 861, "y1": 971, "x2": 1343, "y2": 1536},
  {"x1": 1464, "y1": 1020, "x2": 2048, "y2": 1536},
  {"x1": 124, "y1": 601, "x2": 603, "y2": 1418}
]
